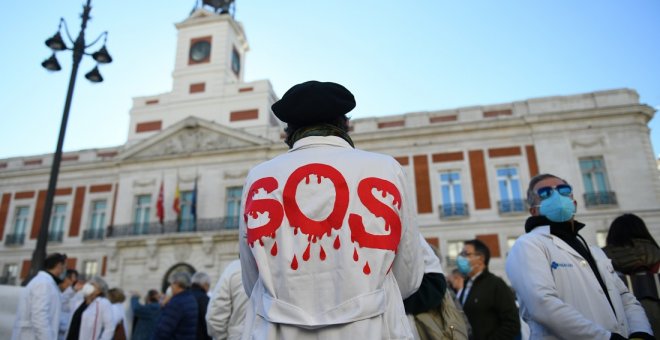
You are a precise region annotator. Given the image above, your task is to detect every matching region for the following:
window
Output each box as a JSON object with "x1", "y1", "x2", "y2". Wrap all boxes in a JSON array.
[
  {"x1": 85, "y1": 200, "x2": 107, "y2": 240},
  {"x1": 445, "y1": 240, "x2": 465, "y2": 267},
  {"x1": 48, "y1": 203, "x2": 66, "y2": 242},
  {"x1": 439, "y1": 172, "x2": 467, "y2": 218},
  {"x1": 579, "y1": 157, "x2": 617, "y2": 206},
  {"x1": 133, "y1": 195, "x2": 151, "y2": 235},
  {"x1": 7, "y1": 206, "x2": 29, "y2": 245},
  {"x1": 596, "y1": 230, "x2": 608, "y2": 248},
  {"x1": 1, "y1": 264, "x2": 18, "y2": 285},
  {"x1": 225, "y1": 186, "x2": 242, "y2": 229},
  {"x1": 179, "y1": 191, "x2": 195, "y2": 232},
  {"x1": 496, "y1": 167, "x2": 525, "y2": 214},
  {"x1": 82, "y1": 260, "x2": 98, "y2": 279}
]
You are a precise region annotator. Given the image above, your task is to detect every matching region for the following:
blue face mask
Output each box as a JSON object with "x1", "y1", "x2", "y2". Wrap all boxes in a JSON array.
[
  {"x1": 539, "y1": 190, "x2": 575, "y2": 222},
  {"x1": 456, "y1": 255, "x2": 472, "y2": 275}
]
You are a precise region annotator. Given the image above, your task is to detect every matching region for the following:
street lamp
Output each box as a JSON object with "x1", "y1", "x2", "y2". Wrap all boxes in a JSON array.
[{"x1": 23, "y1": 0, "x2": 112, "y2": 285}]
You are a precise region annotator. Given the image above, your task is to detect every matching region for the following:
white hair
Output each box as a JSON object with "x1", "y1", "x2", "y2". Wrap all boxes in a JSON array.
[
  {"x1": 169, "y1": 272, "x2": 192, "y2": 288},
  {"x1": 191, "y1": 271, "x2": 211, "y2": 286}
]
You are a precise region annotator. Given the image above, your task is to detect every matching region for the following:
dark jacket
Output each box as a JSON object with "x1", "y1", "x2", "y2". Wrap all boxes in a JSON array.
[
  {"x1": 153, "y1": 290, "x2": 198, "y2": 340},
  {"x1": 190, "y1": 284, "x2": 212, "y2": 340},
  {"x1": 461, "y1": 269, "x2": 520, "y2": 340},
  {"x1": 603, "y1": 238, "x2": 660, "y2": 274},
  {"x1": 131, "y1": 296, "x2": 162, "y2": 340}
]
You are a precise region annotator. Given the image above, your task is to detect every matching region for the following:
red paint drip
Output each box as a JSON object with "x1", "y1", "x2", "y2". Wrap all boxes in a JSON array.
[
  {"x1": 385, "y1": 223, "x2": 390, "y2": 232},
  {"x1": 303, "y1": 243, "x2": 311, "y2": 261},
  {"x1": 353, "y1": 247, "x2": 359, "y2": 261},
  {"x1": 259, "y1": 238, "x2": 264, "y2": 246},
  {"x1": 382, "y1": 190, "x2": 387, "y2": 198},
  {"x1": 363, "y1": 261, "x2": 371, "y2": 275},
  {"x1": 333, "y1": 235, "x2": 341, "y2": 249},
  {"x1": 312, "y1": 236, "x2": 317, "y2": 243},
  {"x1": 291, "y1": 255, "x2": 298, "y2": 270},
  {"x1": 294, "y1": 227, "x2": 298, "y2": 235},
  {"x1": 271, "y1": 241, "x2": 278, "y2": 256},
  {"x1": 317, "y1": 175, "x2": 322, "y2": 184},
  {"x1": 320, "y1": 245, "x2": 326, "y2": 260},
  {"x1": 305, "y1": 175, "x2": 310, "y2": 184}
]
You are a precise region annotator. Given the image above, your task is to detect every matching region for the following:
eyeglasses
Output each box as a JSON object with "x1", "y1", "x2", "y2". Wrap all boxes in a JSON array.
[
  {"x1": 536, "y1": 184, "x2": 572, "y2": 201},
  {"x1": 459, "y1": 251, "x2": 477, "y2": 257}
]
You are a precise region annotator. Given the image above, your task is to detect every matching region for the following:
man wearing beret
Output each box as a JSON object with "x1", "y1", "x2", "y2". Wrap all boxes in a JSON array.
[{"x1": 239, "y1": 81, "x2": 425, "y2": 339}]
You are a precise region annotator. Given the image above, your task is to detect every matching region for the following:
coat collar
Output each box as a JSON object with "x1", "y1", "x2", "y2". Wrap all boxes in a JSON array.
[
  {"x1": 530, "y1": 225, "x2": 585, "y2": 259},
  {"x1": 289, "y1": 136, "x2": 353, "y2": 152}
]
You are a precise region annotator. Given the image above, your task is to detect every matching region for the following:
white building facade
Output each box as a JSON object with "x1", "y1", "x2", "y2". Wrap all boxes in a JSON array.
[{"x1": 1, "y1": 8, "x2": 659, "y2": 293}]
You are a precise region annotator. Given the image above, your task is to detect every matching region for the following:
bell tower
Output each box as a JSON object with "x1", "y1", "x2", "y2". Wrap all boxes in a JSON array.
[
  {"x1": 171, "y1": 5, "x2": 247, "y2": 96},
  {"x1": 126, "y1": 1, "x2": 280, "y2": 146}
]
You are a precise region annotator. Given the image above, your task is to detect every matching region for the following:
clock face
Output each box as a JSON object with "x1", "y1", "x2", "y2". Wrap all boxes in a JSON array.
[
  {"x1": 231, "y1": 48, "x2": 241, "y2": 75},
  {"x1": 190, "y1": 41, "x2": 211, "y2": 62}
]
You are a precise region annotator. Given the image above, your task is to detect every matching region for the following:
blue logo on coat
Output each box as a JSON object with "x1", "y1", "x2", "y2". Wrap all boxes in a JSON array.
[{"x1": 551, "y1": 261, "x2": 573, "y2": 270}]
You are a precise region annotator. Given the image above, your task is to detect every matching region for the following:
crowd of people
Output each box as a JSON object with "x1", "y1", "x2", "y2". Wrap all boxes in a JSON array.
[
  {"x1": 10, "y1": 81, "x2": 660, "y2": 339},
  {"x1": 11, "y1": 253, "x2": 248, "y2": 340}
]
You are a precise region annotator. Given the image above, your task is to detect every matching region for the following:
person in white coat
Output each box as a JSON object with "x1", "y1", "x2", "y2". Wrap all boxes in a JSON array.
[
  {"x1": 65, "y1": 276, "x2": 115, "y2": 340},
  {"x1": 506, "y1": 173, "x2": 653, "y2": 339},
  {"x1": 206, "y1": 259, "x2": 248, "y2": 339},
  {"x1": 12, "y1": 252, "x2": 68, "y2": 340},
  {"x1": 239, "y1": 81, "x2": 425, "y2": 339}
]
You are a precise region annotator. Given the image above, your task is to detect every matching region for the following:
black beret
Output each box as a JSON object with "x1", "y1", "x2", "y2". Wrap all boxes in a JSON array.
[{"x1": 272, "y1": 81, "x2": 356, "y2": 125}]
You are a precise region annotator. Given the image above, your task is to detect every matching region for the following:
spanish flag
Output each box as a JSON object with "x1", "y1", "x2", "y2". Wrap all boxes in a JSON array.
[{"x1": 173, "y1": 182, "x2": 181, "y2": 216}]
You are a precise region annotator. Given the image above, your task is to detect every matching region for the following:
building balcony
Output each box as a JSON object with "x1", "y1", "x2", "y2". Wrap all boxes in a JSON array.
[
  {"x1": 4, "y1": 233, "x2": 25, "y2": 246},
  {"x1": 107, "y1": 216, "x2": 240, "y2": 238},
  {"x1": 439, "y1": 203, "x2": 469, "y2": 219},
  {"x1": 82, "y1": 228, "x2": 105, "y2": 241},
  {"x1": 583, "y1": 191, "x2": 617, "y2": 207},
  {"x1": 498, "y1": 199, "x2": 527, "y2": 215},
  {"x1": 48, "y1": 230, "x2": 64, "y2": 242}
]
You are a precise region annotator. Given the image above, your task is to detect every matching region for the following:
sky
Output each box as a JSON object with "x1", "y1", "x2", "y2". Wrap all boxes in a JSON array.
[{"x1": 1, "y1": 1, "x2": 659, "y2": 160}]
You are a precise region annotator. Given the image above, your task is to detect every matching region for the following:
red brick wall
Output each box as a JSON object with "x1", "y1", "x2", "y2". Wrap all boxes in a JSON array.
[
  {"x1": 230, "y1": 109, "x2": 259, "y2": 122},
  {"x1": 526, "y1": 145, "x2": 539, "y2": 177},
  {"x1": 0, "y1": 193, "x2": 11, "y2": 241},
  {"x1": 69, "y1": 187, "x2": 86, "y2": 237},
  {"x1": 476, "y1": 234, "x2": 501, "y2": 258},
  {"x1": 469, "y1": 150, "x2": 491, "y2": 210},
  {"x1": 413, "y1": 155, "x2": 432, "y2": 214},
  {"x1": 30, "y1": 190, "x2": 47, "y2": 239},
  {"x1": 136, "y1": 121, "x2": 162, "y2": 133}
]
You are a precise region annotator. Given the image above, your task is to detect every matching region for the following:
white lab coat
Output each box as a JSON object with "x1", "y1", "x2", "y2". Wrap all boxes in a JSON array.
[
  {"x1": 66, "y1": 297, "x2": 115, "y2": 340},
  {"x1": 59, "y1": 287, "x2": 84, "y2": 340},
  {"x1": 11, "y1": 271, "x2": 62, "y2": 340},
  {"x1": 506, "y1": 225, "x2": 653, "y2": 339},
  {"x1": 239, "y1": 136, "x2": 425, "y2": 339},
  {"x1": 207, "y1": 259, "x2": 249, "y2": 340},
  {"x1": 111, "y1": 302, "x2": 128, "y2": 338}
]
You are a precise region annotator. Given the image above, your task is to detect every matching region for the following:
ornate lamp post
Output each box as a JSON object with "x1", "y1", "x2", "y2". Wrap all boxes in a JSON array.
[{"x1": 23, "y1": 0, "x2": 112, "y2": 285}]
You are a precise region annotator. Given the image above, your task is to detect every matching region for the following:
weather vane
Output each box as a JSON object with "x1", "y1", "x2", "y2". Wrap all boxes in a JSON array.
[{"x1": 193, "y1": 0, "x2": 235, "y2": 16}]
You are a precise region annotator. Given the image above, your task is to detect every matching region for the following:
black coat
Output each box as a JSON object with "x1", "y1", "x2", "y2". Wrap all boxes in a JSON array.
[
  {"x1": 190, "y1": 285, "x2": 212, "y2": 340},
  {"x1": 461, "y1": 269, "x2": 520, "y2": 340}
]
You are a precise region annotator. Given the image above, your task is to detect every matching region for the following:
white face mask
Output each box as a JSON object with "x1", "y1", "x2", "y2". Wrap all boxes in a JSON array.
[{"x1": 81, "y1": 283, "x2": 96, "y2": 297}]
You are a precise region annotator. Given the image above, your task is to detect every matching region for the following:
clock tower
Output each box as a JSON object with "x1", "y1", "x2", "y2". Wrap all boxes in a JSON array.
[{"x1": 126, "y1": 4, "x2": 280, "y2": 145}]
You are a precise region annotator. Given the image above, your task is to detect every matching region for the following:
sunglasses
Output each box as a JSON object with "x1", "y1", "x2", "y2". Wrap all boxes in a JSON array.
[{"x1": 537, "y1": 184, "x2": 572, "y2": 200}]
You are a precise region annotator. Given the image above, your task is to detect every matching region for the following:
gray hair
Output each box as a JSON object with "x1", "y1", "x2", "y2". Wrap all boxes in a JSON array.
[
  {"x1": 169, "y1": 272, "x2": 192, "y2": 289},
  {"x1": 191, "y1": 272, "x2": 211, "y2": 286},
  {"x1": 526, "y1": 173, "x2": 568, "y2": 207},
  {"x1": 88, "y1": 276, "x2": 109, "y2": 297}
]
